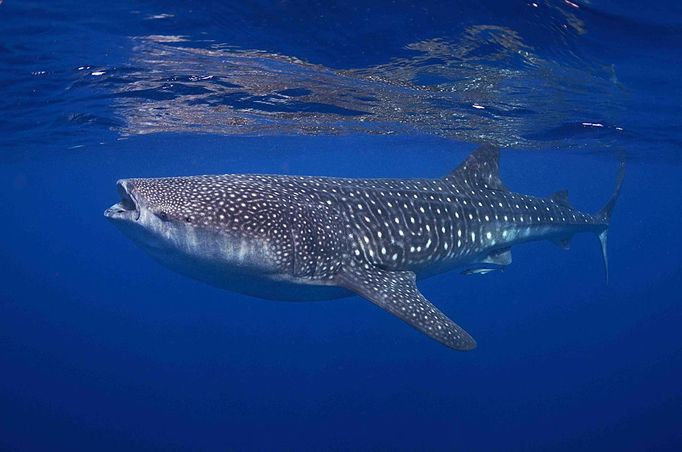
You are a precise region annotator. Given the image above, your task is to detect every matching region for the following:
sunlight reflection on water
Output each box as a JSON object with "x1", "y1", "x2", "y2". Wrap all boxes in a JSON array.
[{"x1": 99, "y1": 24, "x2": 623, "y2": 151}]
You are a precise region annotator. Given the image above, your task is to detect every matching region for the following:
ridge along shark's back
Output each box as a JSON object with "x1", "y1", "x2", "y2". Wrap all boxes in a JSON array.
[{"x1": 105, "y1": 145, "x2": 624, "y2": 351}]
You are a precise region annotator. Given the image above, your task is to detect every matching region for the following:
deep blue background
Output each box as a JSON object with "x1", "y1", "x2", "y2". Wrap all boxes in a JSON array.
[{"x1": 1, "y1": 1, "x2": 681, "y2": 451}]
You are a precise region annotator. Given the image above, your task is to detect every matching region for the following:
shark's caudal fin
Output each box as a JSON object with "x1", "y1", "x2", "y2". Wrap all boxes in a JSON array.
[{"x1": 595, "y1": 162, "x2": 626, "y2": 284}]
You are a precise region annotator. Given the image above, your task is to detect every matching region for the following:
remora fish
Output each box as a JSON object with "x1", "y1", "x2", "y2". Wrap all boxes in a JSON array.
[{"x1": 105, "y1": 145, "x2": 623, "y2": 350}]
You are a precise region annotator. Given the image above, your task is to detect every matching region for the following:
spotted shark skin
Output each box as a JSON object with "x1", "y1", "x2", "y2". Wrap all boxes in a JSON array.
[{"x1": 105, "y1": 145, "x2": 624, "y2": 351}]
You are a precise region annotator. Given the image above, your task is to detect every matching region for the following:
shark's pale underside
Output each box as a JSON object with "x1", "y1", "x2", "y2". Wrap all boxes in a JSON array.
[{"x1": 105, "y1": 145, "x2": 623, "y2": 350}]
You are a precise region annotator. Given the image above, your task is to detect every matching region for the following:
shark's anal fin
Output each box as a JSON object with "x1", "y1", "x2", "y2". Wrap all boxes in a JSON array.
[{"x1": 335, "y1": 262, "x2": 476, "y2": 351}]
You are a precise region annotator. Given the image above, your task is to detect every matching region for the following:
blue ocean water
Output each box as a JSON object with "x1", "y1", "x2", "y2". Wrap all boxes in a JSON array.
[{"x1": 1, "y1": 0, "x2": 681, "y2": 450}]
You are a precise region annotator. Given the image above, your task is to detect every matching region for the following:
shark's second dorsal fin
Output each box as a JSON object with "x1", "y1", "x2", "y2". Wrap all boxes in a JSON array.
[
  {"x1": 550, "y1": 189, "x2": 572, "y2": 208},
  {"x1": 445, "y1": 144, "x2": 506, "y2": 191}
]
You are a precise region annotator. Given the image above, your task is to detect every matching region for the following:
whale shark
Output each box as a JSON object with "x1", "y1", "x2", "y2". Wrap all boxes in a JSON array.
[{"x1": 105, "y1": 145, "x2": 623, "y2": 350}]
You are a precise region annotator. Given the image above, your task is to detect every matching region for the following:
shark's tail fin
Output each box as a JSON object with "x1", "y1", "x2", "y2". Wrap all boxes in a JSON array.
[{"x1": 595, "y1": 162, "x2": 626, "y2": 284}]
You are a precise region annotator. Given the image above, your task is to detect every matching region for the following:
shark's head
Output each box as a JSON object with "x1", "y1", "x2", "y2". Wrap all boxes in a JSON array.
[
  {"x1": 104, "y1": 179, "x2": 170, "y2": 251},
  {"x1": 104, "y1": 177, "x2": 283, "y2": 285}
]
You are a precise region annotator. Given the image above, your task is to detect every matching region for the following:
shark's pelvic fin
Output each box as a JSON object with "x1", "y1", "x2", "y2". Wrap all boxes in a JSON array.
[
  {"x1": 335, "y1": 261, "x2": 476, "y2": 351},
  {"x1": 595, "y1": 162, "x2": 626, "y2": 284},
  {"x1": 445, "y1": 144, "x2": 507, "y2": 191},
  {"x1": 462, "y1": 249, "x2": 511, "y2": 276},
  {"x1": 481, "y1": 248, "x2": 512, "y2": 266}
]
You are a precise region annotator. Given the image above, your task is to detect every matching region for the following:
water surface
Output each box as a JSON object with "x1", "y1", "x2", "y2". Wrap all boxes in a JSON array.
[{"x1": 1, "y1": 1, "x2": 681, "y2": 450}]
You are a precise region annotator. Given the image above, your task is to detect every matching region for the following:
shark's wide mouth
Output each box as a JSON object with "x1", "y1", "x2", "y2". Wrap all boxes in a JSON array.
[{"x1": 104, "y1": 180, "x2": 140, "y2": 221}]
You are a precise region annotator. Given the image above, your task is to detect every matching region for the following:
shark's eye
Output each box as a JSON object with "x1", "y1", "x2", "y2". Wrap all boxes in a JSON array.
[
  {"x1": 185, "y1": 216, "x2": 192, "y2": 223},
  {"x1": 156, "y1": 211, "x2": 169, "y2": 221}
]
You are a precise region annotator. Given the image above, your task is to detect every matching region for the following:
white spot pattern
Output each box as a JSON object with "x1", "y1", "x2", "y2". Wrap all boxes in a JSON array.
[{"x1": 115, "y1": 144, "x2": 607, "y2": 351}]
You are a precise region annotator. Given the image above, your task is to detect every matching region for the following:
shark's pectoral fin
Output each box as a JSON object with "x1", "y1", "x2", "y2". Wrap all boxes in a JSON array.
[{"x1": 335, "y1": 262, "x2": 476, "y2": 351}]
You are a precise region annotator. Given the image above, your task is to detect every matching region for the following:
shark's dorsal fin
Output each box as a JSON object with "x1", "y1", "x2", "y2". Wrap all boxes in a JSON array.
[
  {"x1": 335, "y1": 261, "x2": 476, "y2": 351},
  {"x1": 445, "y1": 144, "x2": 507, "y2": 191},
  {"x1": 550, "y1": 189, "x2": 572, "y2": 208}
]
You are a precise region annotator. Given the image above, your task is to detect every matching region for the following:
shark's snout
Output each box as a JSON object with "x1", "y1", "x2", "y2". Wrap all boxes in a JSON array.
[{"x1": 104, "y1": 180, "x2": 140, "y2": 221}]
